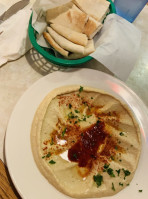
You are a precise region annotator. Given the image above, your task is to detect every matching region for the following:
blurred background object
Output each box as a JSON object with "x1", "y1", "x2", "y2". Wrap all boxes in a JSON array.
[{"x1": 114, "y1": 0, "x2": 148, "y2": 22}]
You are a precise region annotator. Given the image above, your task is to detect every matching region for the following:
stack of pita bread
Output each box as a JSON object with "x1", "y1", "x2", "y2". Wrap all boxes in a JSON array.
[{"x1": 43, "y1": 0, "x2": 110, "y2": 59}]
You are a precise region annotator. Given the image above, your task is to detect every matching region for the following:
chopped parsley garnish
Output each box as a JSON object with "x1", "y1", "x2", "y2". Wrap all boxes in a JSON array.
[
  {"x1": 103, "y1": 164, "x2": 115, "y2": 176},
  {"x1": 68, "y1": 112, "x2": 78, "y2": 119},
  {"x1": 46, "y1": 152, "x2": 51, "y2": 158},
  {"x1": 83, "y1": 117, "x2": 86, "y2": 121},
  {"x1": 104, "y1": 164, "x2": 110, "y2": 170},
  {"x1": 69, "y1": 104, "x2": 72, "y2": 109},
  {"x1": 73, "y1": 153, "x2": 78, "y2": 159},
  {"x1": 112, "y1": 183, "x2": 115, "y2": 191},
  {"x1": 115, "y1": 146, "x2": 118, "y2": 150},
  {"x1": 91, "y1": 97, "x2": 93, "y2": 99},
  {"x1": 77, "y1": 94, "x2": 80, "y2": 97},
  {"x1": 119, "y1": 182, "x2": 123, "y2": 186},
  {"x1": 75, "y1": 110, "x2": 80, "y2": 113},
  {"x1": 49, "y1": 160, "x2": 56, "y2": 164},
  {"x1": 107, "y1": 168, "x2": 115, "y2": 177},
  {"x1": 86, "y1": 115, "x2": 92, "y2": 118},
  {"x1": 116, "y1": 169, "x2": 121, "y2": 176},
  {"x1": 97, "y1": 120, "x2": 100, "y2": 124},
  {"x1": 139, "y1": 190, "x2": 142, "y2": 192},
  {"x1": 78, "y1": 115, "x2": 87, "y2": 122},
  {"x1": 62, "y1": 128, "x2": 67, "y2": 137},
  {"x1": 42, "y1": 156, "x2": 45, "y2": 159},
  {"x1": 50, "y1": 137, "x2": 54, "y2": 145},
  {"x1": 126, "y1": 183, "x2": 130, "y2": 186},
  {"x1": 74, "y1": 121, "x2": 78, "y2": 124},
  {"x1": 122, "y1": 169, "x2": 131, "y2": 179},
  {"x1": 82, "y1": 101, "x2": 87, "y2": 105},
  {"x1": 119, "y1": 159, "x2": 122, "y2": 162},
  {"x1": 120, "y1": 132, "x2": 124, "y2": 136},
  {"x1": 79, "y1": 86, "x2": 83, "y2": 92},
  {"x1": 111, "y1": 156, "x2": 115, "y2": 160},
  {"x1": 93, "y1": 174, "x2": 103, "y2": 187}
]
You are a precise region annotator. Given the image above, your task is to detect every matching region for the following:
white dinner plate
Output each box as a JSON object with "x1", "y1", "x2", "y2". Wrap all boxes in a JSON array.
[{"x1": 5, "y1": 68, "x2": 148, "y2": 199}]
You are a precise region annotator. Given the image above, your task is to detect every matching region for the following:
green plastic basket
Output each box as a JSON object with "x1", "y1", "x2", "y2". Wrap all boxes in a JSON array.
[{"x1": 28, "y1": 0, "x2": 116, "y2": 67}]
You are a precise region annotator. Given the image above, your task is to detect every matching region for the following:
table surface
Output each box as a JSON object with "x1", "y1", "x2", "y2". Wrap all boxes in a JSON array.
[{"x1": 0, "y1": 1, "x2": 148, "y2": 198}]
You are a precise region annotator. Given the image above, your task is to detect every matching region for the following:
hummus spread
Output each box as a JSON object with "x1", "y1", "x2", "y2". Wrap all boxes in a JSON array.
[{"x1": 31, "y1": 85, "x2": 141, "y2": 198}]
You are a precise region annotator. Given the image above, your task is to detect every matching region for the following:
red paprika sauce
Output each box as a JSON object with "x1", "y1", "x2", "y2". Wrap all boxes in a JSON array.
[{"x1": 68, "y1": 121, "x2": 107, "y2": 168}]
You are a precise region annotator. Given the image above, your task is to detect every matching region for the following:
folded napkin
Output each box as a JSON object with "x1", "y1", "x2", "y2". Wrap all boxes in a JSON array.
[
  {"x1": 0, "y1": 7, "x2": 32, "y2": 66},
  {"x1": 91, "y1": 14, "x2": 141, "y2": 80}
]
